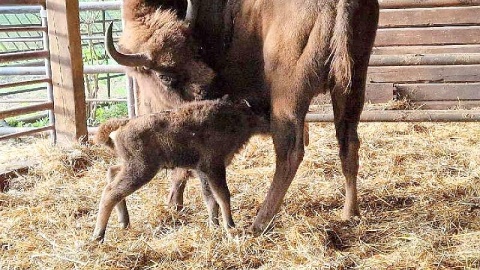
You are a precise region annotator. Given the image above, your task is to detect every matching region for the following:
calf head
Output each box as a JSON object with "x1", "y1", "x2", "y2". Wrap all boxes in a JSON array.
[{"x1": 106, "y1": 0, "x2": 214, "y2": 114}]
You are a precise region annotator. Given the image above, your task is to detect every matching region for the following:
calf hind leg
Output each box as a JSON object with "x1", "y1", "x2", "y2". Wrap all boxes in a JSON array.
[
  {"x1": 166, "y1": 168, "x2": 192, "y2": 211},
  {"x1": 107, "y1": 165, "x2": 130, "y2": 228},
  {"x1": 198, "y1": 172, "x2": 220, "y2": 226},
  {"x1": 92, "y1": 163, "x2": 158, "y2": 241},
  {"x1": 198, "y1": 166, "x2": 234, "y2": 230}
]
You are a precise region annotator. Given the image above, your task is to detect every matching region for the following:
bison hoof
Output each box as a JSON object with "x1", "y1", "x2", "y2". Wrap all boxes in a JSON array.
[
  {"x1": 91, "y1": 229, "x2": 105, "y2": 243},
  {"x1": 91, "y1": 234, "x2": 105, "y2": 243},
  {"x1": 249, "y1": 222, "x2": 273, "y2": 236}
]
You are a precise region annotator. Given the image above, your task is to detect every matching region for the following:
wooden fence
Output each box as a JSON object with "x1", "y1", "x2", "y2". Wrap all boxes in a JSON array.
[{"x1": 365, "y1": 0, "x2": 480, "y2": 109}]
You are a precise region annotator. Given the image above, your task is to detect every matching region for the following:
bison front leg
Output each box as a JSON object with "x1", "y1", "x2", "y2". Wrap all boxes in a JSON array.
[
  {"x1": 251, "y1": 97, "x2": 309, "y2": 234},
  {"x1": 166, "y1": 168, "x2": 192, "y2": 211}
]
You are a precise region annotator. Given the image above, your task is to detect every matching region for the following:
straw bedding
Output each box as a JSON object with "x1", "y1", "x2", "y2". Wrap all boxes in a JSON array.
[{"x1": 1, "y1": 122, "x2": 479, "y2": 269}]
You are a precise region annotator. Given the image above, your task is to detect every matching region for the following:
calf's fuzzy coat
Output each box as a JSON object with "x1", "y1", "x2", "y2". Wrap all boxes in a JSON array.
[{"x1": 92, "y1": 98, "x2": 269, "y2": 241}]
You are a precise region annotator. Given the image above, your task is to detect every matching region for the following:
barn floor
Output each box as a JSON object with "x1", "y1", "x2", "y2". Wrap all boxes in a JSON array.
[{"x1": 1, "y1": 122, "x2": 479, "y2": 269}]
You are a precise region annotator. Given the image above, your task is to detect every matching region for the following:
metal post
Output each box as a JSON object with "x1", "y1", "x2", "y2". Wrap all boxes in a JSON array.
[
  {"x1": 102, "y1": 7, "x2": 112, "y2": 98},
  {"x1": 126, "y1": 76, "x2": 135, "y2": 117},
  {"x1": 40, "y1": 5, "x2": 56, "y2": 143},
  {"x1": 120, "y1": 0, "x2": 136, "y2": 118}
]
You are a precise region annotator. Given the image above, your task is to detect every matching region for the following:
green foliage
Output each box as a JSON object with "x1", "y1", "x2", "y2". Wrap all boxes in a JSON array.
[
  {"x1": 92, "y1": 103, "x2": 128, "y2": 126},
  {"x1": 7, "y1": 117, "x2": 49, "y2": 128}
]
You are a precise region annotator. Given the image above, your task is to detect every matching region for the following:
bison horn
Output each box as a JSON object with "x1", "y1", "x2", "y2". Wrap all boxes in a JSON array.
[
  {"x1": 105, "y1": 22, "x2": 152, "y2": 67},
  {"x1": 185, "y1": 0, "x2": 200, "y2": 28}
]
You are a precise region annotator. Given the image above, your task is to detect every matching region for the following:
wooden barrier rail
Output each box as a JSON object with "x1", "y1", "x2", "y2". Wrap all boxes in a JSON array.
[
  {"x1": 0, "y1": 102, "x2": 53, "y2": 119},
  {"x1": 1, "y1": 0, "x2": 45, "y2": 5},
  {"x1": 0, "y1": 26, "x2": 46, "y2": 32},
  {"x1": 379, "y1": 0, "x2": 480, "y2": 8},
  {"x1": 0, "y1": 125, "x2": 53, "y2": 141},
  {"x1": 306, "y1": 110, "x2": 480, "y2": 122},
  {"x1": 369, "y1": 54, "x2": 480, "y2": 66},
  {"x1": 0, "y1": 78, "x2": 50, "y2": 89},
  {"x1": 379, "y1": 6, "x2": 480, "y2": 28},
  {"x1": 0, "y1": 50, "x2": 49, "y2": 64}
]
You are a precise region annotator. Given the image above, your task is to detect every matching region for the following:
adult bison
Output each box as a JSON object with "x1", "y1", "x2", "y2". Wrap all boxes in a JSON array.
[{"x1": 106, "y1": 0, "x2": 379, "y2": 233}]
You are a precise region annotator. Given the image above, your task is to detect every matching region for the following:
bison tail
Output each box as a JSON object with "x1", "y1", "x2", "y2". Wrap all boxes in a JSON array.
[
  {"x1": 94, "y1": 118, "x2": 129, "y2": 149},
  {"x1": 329, "y1": 0, "x2": 358, "y2": 93}
]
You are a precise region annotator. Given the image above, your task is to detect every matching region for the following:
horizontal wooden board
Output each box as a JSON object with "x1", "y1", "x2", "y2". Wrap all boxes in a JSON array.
[
  {"x1": 367, "y1": 65, "x2": 480, "y2": 83},
  {"x1": 379, "y1": 6, "x2": 480, "y2": 28},
  {"x1": 307, "y1": 110, "x2": 480, "y2": 122},
  {"x1": 395, "y1": 83, "x2": 480, "y2": 101},
  {"x1": 375, "y1": 26, "x2": 480, "y2": 46},
  {"x1": 2, "y1": 0, "x2": 45, "y2": 5},
  {"x1": 370, "y1": 53, "x2": 480, "y2": 66},
  {"x1": 372, "y1": 45, "x2": 480, "y2": 55},
  {"x1": 366, "y1": 83, "x2": 394, "y2": 103},
  {"x1": 409, "y1": 100, "x2": 480, "y2": 109},
  {"x1": 310, "y1": 83, "x2": 393, "y2": 106},
  {"x1": 379, "y1": 0, "x2": 480, "y2": 9}
]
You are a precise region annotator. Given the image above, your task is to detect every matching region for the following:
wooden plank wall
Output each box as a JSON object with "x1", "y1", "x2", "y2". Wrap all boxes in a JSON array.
[
  {"x1": 368, "y1": 0, "x2": 480, "y2": 109},
  {"x1": 312, "y1": 0, "x2": 480, "y2": 109}
]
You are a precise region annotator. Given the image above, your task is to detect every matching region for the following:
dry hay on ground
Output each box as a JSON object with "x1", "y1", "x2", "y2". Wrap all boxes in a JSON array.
[{"x1": 1, "y1": 122, "x2": 479, "y2": 269}]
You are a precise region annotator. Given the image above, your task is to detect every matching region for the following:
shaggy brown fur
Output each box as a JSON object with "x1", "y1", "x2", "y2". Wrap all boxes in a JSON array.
[
  {"x1": 120, "y1": 8, "x2": 215, "y2": 114},
  {"x1": 114, "y1": 0, "x2": 379, "y2": 233},
  {"x1": 92, "y1": 98, "x2": 269, "y2": 241}
]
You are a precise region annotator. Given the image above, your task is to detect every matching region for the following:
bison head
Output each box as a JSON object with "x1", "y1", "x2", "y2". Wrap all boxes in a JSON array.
[{"x1": 106, "y1": 0, "x2": 214, "y2": 114}]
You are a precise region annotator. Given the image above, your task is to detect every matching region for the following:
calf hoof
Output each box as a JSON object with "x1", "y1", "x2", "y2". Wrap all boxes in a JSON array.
[
  {"x1": 166, "y1": 187, "x2": 185, "y2": 211},
  {"x1": 119, "y1": 221, "x2": 130, "y2": 229},
  {"x1": 226, "y1": 219, "x2": 235, "y2": 229},
  {"x1": 208, "y1": 217, "x2": 220, "y2": 227},
  {"x1": 166, "y1": 198, "x2": 184, "y2": 212}
]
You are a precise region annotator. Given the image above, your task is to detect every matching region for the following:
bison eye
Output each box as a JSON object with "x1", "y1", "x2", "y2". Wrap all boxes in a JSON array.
[{"x1": 158, "y1": 74, "x2": 178, "y2": 86}]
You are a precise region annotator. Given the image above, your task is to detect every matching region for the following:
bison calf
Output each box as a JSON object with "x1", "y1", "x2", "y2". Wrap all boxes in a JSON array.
[{"x1": 92, "y1": 98, "x2": 269, "y2": 241}]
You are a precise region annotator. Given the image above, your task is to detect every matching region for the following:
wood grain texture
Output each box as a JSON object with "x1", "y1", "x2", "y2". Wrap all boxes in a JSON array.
[{"x1": 46, "y1": 0, "x2": 87, "y2": 144}]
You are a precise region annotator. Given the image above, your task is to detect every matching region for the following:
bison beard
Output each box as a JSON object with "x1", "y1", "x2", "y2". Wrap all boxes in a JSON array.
[{"x1": 101, "y1": 0, "x2": 379, "y2": 235}]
